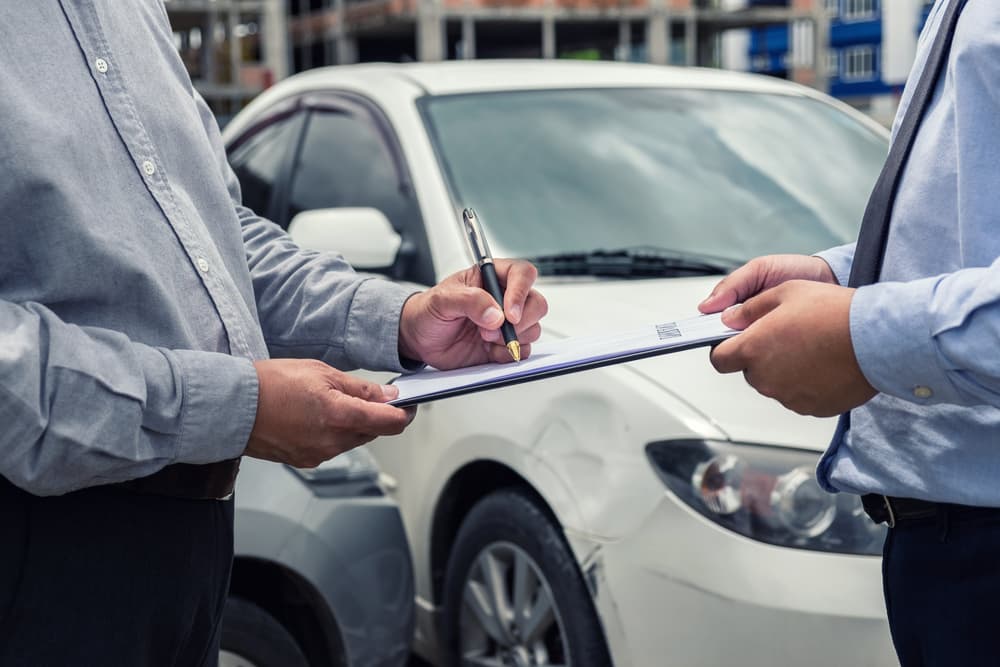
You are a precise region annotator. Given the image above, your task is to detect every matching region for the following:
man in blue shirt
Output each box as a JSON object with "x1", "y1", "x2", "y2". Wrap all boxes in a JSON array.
[
  {"x1": 0, "y1": 2, "x2": 546, "y2": 665},
  {"x1": 701, "y1": 0, "x2": 1000, "y2": 663}
]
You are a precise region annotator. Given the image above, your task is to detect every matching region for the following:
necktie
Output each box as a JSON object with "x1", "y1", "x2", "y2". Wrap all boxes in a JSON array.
[
  {"x1": 848, "y1": 0, "x2": 969, "y2": 288},
  {"x1": 831, "y1": 0, "x2": 968, "y2": 502}
]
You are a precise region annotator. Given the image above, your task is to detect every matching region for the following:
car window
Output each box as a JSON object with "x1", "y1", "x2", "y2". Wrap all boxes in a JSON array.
[
  {"x1": 284, "y1": 105, "x2": 436, "y2": 285},
  {"x1": 421, "y1": 88, "x2": 888, "y2": 264},
  {"x1": 288, "y1": 109, "x2": 410, "y2": 231},
  {"x1": 228, "y1": 113, "x2": 303, "y2": 219}
]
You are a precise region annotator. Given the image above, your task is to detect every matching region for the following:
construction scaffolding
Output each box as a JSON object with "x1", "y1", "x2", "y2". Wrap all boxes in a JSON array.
[
  {"x1": 164, "y1": 0, "x2": 290, "y2": 121},
  {"x1": 159, "y1": 0, "x2": 834, "y2": 117},
  {"x1": 285, "y1": 0, "x2": 829, "y2": 91}
]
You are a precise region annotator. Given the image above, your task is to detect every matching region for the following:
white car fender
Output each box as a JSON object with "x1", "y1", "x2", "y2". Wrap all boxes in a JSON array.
[{"x1": 418, "y1": 430, "x2": 589, "y2": 542}]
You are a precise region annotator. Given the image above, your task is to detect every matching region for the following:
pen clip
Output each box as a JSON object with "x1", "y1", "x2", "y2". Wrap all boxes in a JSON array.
[{"x1": 462, "y1": 207, "x2": 493, "y2": 266}]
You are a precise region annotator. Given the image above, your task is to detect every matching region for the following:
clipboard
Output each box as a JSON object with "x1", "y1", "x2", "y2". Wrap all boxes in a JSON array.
[{"x1": 389, "y1": 313, "x2": 738, "y2": 407}]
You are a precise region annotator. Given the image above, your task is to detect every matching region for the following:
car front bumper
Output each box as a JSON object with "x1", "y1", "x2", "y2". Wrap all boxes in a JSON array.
[{"x1": 588, "y1": 494, "x2": 897, "y2": 667}]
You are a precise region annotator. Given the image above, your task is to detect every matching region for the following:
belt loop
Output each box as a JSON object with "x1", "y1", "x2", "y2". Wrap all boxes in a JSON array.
[{"x1": 882, "y1": 495, "x2": 896, "y2": 529}]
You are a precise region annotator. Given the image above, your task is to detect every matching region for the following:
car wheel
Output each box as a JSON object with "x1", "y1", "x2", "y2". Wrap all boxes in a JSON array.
[
  {"x1": 442, "y1": 489, "x2": 612, "y2": 667},
  {"x1": 219, "y1": 596, "x2": 309, "y2": 667}
]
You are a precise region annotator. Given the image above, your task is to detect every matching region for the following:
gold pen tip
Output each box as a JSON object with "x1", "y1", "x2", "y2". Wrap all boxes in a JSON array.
[{"x1": 507, "y1": 341, "x2": 521, "y2": 363}]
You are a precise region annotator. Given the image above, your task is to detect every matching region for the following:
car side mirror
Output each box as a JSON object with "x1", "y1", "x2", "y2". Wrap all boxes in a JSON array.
[{"x1": 288, "y1": 207, "x2": 403, "y2": 271}]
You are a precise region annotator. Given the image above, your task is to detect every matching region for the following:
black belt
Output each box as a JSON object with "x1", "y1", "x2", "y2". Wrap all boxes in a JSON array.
[
  {"x1": 116, "y1": 459, "x2": 241, "y2": 500},
  {"x1": 861, "y1": 493, "x2": 1000, "y2": 528}
]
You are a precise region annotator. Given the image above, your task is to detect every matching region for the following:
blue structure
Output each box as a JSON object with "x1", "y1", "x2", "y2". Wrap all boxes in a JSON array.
[
  {"x1": 828, "y1": 1, "x2": 888, "y2": 99},
  {"x1": 748, "y1": 22, "x2": 791, "y2": 79},
  {"x1": 747, "y1": 0, "x2": 933, "y2": 102}
]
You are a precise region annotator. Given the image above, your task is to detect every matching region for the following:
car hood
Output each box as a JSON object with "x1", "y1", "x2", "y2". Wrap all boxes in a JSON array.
[{"x1": 534, "y1": 276, "x2": 837, "y2": 452}]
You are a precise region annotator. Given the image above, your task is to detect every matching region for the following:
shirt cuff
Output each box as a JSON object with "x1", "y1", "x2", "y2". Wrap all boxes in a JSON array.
[
  {"x1": 814, "y1": 242, "x2": 856, "y2": 286},
  {"x1": 344, "y1": 277, "x2": 422, "y2": 373},
  {"x1": 849, "y1": 276, "x2": 962, "y2": 405},
  {"x1": 171, "y1": 350, "x2": 259, "y2": 464}
]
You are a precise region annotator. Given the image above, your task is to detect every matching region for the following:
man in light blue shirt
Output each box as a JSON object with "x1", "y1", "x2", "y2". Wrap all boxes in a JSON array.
[
  {"x1": 701, "y1": 0, "x2": 1000, "y2": 663},
  {"x1": 0, "y1": 2, "x2": 546, "y2": 665}
]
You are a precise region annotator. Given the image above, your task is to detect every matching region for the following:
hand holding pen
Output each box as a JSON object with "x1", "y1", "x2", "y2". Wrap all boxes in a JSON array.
[
  {"x1": 462, "y1": 208, "x2": 522, "y2": 362},
  {"x1": 396, "y1": 211, "x2": 548, "y2": 370}
]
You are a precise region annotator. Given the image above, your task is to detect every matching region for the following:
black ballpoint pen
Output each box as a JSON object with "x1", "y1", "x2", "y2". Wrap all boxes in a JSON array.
[{"x1": 462, "y1": 207, "x2": 521, "y2": 362}]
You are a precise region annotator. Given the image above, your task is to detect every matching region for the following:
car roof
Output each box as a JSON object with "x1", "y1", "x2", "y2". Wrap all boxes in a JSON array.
[
  {"x1": 223, "y1": 59, "x2": 874, "y2": 143},
  {"x1": 287, "y1": 59, "x2": 807, "y2": 97}
]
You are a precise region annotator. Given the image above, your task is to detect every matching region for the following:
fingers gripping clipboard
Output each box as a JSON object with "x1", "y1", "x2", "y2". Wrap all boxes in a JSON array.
[{"x1": 389, "y1": 313, "x2": 738, "y2": 407}]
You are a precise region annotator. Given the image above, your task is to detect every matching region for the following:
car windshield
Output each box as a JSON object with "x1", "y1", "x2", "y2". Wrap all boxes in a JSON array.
[{"x1": 420, "y1": 87, "x2": 887, "y2": 273}]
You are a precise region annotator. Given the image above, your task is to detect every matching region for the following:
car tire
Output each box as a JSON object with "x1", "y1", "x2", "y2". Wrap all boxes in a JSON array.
[
  {"x1": 219, "y1": 596, "x2": 309, "y2": 667},
  {"x1": 442, "y1": 489, "x2": 612, "y2": 667}
]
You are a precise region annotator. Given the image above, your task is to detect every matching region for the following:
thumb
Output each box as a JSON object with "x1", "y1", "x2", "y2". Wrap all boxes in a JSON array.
[
  {"x1": 328, "y1": 369, "x2": 399, "y2": 403},
  {"x1": 699, "y1": 259, "x2": 768, "y2": 314},
  {"x1": 720, "y1": 287, "x2": 782, "y2": 330},
  {"x1": 431, "y1": 285, "x2": 505, "y2": 329}
]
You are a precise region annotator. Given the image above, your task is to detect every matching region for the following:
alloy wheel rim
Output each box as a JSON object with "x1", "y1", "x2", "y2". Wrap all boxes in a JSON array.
[
  {"x1": 218, "y1": 650, "x2": 259, "y2": 667},
  {"x1": 459, "y1": 541, "x2": 569, "y2": 667}
]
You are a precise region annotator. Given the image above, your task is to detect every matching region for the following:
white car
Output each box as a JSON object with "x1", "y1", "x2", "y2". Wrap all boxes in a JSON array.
[{"x1": 222, "y1": 60, "x2": 897, "y2": 667}]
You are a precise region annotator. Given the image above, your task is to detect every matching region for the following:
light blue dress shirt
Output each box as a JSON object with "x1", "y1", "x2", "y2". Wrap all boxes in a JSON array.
[
  {"x1": 816, "y1": 0, "x2": 1000, "y2": 505},
  {"x1": 0, "y1": 1, "x2": 415, "y2": 496}
]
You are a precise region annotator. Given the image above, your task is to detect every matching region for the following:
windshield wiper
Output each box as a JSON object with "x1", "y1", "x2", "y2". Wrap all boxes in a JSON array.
[{"x1": 524, "y1": 246, "x2": 739, "y2": 278}]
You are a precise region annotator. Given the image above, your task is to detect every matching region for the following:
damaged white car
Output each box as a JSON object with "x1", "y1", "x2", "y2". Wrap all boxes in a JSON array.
[{"x1": 223, "y1": 60, "x2": 897, "y2": 666}]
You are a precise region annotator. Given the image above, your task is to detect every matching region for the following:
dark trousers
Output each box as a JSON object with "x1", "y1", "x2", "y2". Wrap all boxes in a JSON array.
[
  {"x1": 0, "y1": 475, "x2": 234, "y2": 667},
  {"x1": 883, "y1": 507, "x2": 1000, "y2": 666}
]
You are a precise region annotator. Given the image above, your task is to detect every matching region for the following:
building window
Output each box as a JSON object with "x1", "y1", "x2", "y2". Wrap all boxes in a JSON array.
[
  {"x1": 843, "y1": 45, "x2": 876, "y2": 80},
  {"x1": 826, "y1": 49, "x2": 840, "y2": 77},
  {"x1": 790, "y1": 19, "x2": 814, "y2": 68},
  {"x1": 825, "y1": 0, "x2": 839, "y2": 15},
  {"x1": 844, "y1": 0, "x2": 876, "y2": 20}
]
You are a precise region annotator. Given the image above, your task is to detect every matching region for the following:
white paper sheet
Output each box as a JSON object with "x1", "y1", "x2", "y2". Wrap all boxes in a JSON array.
[{"x1": 390, "y1": 313, "x2": 738, "y2": 406}]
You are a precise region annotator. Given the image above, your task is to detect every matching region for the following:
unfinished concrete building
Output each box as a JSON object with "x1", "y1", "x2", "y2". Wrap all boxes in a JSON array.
[
  {"x1": 286, "y1": 0, "x2": 829, "y2": 91},
  {"x1": 164, "y1": 0, "x2": 290, "y2": 121}
]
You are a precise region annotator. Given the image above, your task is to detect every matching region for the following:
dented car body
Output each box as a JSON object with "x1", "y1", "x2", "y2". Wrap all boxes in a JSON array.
[{"x1": 223, "y1": 60, "x2": 898, "y2": 666}]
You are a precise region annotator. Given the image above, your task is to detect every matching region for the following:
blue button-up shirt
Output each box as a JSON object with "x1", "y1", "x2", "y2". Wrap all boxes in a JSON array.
[
  {"x1": 0, "y1": 1, "x2": 414, "y2": 495},
  {"x1": 817, "y1": 0, "x2": 1000, "y2": 505}
]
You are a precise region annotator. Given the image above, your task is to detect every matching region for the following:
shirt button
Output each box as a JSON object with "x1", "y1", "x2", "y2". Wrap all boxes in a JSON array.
[
  {"x1": 913, "y1": 386, "x2": 933, "y2": 399},
  {"x1": 95, "y1": 58, "x2": 109, "y2": 73},
  {"x1": 142, "y1": 160, "x2": 156, "y2": 176},
  {"x1": 196, "y1": 257, "x2": 210, "y2": 273}
]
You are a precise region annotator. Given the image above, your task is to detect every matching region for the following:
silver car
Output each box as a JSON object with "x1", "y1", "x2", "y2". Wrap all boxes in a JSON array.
[{"x1": 220, "y1": 449, "x2": 414, "y2": 667}]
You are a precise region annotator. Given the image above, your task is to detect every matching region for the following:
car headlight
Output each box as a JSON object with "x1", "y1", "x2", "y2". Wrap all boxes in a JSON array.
[
  {"x1": 288, "y1": 448, "x2": 383, "y2": 496},
  {"x1": 646, "y1": 439, "x2": 885, "y2": 556}
]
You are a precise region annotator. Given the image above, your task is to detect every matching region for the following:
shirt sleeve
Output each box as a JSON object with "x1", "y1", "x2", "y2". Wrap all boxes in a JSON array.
[
  {"x1": 191, "y1": 92, "x2": 419, "y2": 373},
  {"x1": 845, "y1": 5, "x2": 1000, "y2": 410},
  {"x1": 813, "y1": 242, "x2": 856, "y2": 286},
  {"x1": 850, "y1": 255, "x2": 1000, "y2": 408},
  {"x1": 0, "y1": 300, "x2": 258, "y2": 496}
]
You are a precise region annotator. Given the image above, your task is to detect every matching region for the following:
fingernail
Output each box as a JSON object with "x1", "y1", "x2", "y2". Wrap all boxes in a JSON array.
[
  {"x1": 508, "y1": 304, "x2": 522, "y2": 323},
  {"x1": 381, "y1": 385, "x2": 399, "y2": 400},
  {"x1": 483, "y1": 307, "x2": 503, "y2": 324},
  {"x1": 483, "y1": 328, "x2": 500, "y2": 342}
]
